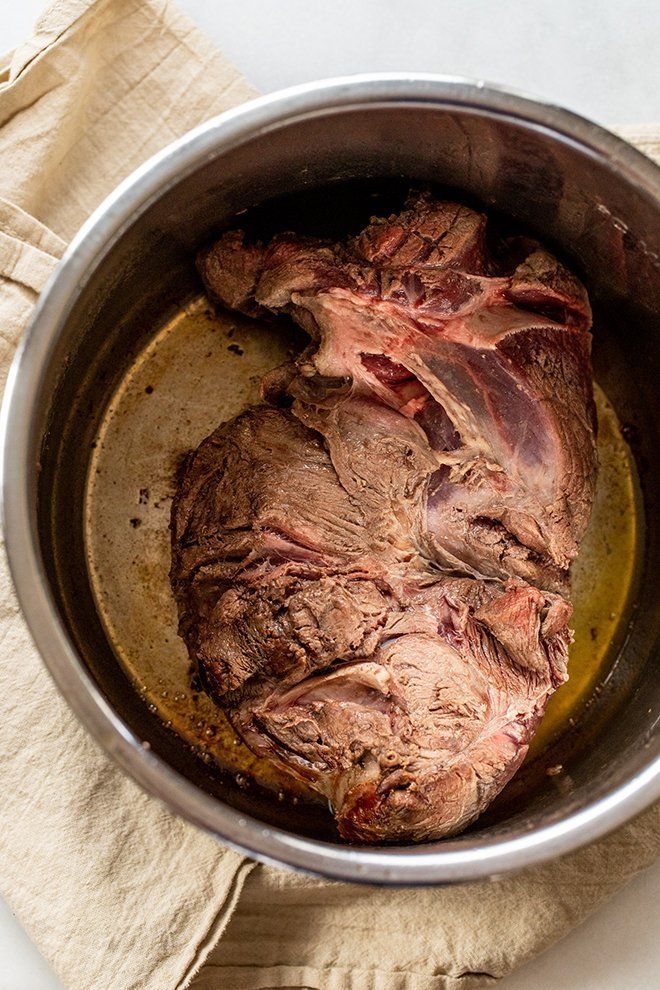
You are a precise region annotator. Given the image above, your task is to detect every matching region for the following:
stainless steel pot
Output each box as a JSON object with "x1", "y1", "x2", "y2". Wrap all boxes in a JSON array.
[{"x1": 2, "y1": 75, "x2": 659, "y2": 884}]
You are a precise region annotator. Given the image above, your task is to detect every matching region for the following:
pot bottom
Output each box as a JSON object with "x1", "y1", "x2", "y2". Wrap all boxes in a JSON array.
[{"x1": 84, "y1": 293, "x2": 643, "y2": 837}]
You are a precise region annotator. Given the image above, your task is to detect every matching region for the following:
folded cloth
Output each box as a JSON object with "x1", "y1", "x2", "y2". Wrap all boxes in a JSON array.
[
  {"x1": 0, "y1": 3, "x2": 656, "y2": 990},
  {"x1": 195, "y1": 806, "x2": 660, "y2": 990}
]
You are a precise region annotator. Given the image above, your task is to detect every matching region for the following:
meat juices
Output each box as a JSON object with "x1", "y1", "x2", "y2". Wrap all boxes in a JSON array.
[{"x1": 171, "y1": 193, "x2": 597, "y2": 842}]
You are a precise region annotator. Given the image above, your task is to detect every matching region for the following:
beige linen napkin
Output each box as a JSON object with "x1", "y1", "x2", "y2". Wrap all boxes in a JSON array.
[
  {"x1": 196, "y1": 805, "x2": 660, "y2": 990},
  {"x1": 0, "y1": 3, "x2": 657, "y2": 989}
]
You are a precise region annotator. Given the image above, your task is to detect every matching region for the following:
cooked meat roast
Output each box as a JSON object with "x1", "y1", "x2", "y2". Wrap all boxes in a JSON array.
[{"x1": 171, "y1": 193, "x2": 597, "y2": 842}]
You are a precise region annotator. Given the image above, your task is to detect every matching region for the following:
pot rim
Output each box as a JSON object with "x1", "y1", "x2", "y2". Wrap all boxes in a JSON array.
[{"x1": 2, "y1": 73, "x2": 659, "y2": 884}]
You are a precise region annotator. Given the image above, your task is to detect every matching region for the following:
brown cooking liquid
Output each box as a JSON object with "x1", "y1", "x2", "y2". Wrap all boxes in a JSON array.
[{"x1": 85, "y1": 297, "x2": 641, "y2": 799}]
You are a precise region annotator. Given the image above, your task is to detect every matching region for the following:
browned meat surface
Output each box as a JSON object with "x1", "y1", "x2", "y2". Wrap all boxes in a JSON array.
[{"x1": 171, "y1": 193, "x2": 597, "y2": 842}]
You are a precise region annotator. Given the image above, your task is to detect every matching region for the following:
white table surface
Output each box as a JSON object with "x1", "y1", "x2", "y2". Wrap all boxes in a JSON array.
[{"x1": 1, "y1": 2, "x2": 658, "y2": 988}]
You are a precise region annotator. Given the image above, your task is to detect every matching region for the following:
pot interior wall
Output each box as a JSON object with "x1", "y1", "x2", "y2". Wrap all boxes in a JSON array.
[{"x1": 36, "y1": 103, "x2": 660, "y2": 847}]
